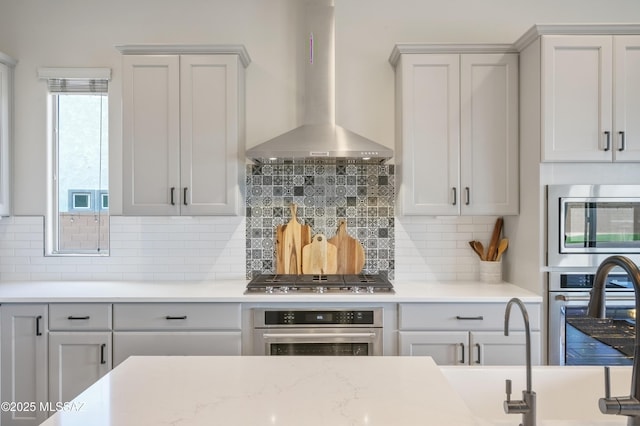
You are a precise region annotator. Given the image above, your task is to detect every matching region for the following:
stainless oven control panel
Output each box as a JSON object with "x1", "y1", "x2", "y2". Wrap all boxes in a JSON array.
[{"x1": 253, "y1": 308, "x2": 383, "y2": 328}]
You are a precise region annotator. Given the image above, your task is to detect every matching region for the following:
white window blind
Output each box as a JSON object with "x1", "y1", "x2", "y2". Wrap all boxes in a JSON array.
[{"x1": 38, "y1": 67, "x2": 111, "y2": 91}]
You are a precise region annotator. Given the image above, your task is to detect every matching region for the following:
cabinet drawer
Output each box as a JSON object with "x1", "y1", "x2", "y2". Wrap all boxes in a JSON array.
[
  {"x1": 49, "y1": 304, "x2": 112, "y2": 331},
  {"x1": 113, "y1": 303, "x2": 240, "y2": 331},
  {"x1": 399, "y1": 303, "x2": 540, "y2": 331},
  {"x1": 113, "y1": 331, "x2": 241, "y2": 366}
]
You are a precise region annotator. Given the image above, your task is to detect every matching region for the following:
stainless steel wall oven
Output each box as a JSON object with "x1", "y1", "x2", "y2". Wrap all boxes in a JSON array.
[
  {"x1": 252, "y1": 308, "x2": 383, "y2": 356},
  {"x1": 549, "y1": 271, "x2": 635, "y2": 365}
]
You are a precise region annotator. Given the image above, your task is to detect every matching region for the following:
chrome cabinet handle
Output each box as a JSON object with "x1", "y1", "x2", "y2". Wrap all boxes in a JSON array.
[
  {"x1": 451, "y1": 187, "x2": 457, "y2": 205},
  {"x1": 183, "y1": 187, "x2": 188, "y2": 206},
  {"x1": 604, "y1": 131, "x2": 611, "y2": 151},
  {"x1": 170, "y1": 187, "x2": 176, "y2": 205},
  {"x1": 465, "y1": 187, "x2": 470, "y2": 205},
  {"x1": 36, "y1": 315, "x2": 43, "y2": 336},
  {"x1": 619, "y1": 131, "x2": 626, "y2": 151},
  {"x1": 100, "y1": 343, "x2": 107, "y2": 365}
]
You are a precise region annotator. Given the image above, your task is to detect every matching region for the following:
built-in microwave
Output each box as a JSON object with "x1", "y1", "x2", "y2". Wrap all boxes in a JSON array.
[{"x1": 547, "y1": 185, "x2": 640, "y2": 267}]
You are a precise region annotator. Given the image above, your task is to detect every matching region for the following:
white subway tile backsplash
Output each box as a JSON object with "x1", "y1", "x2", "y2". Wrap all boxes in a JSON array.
[
  {"x1": 395, "y1": 215, "x2": 499, "y2": 282},
  {"x1": 0, "y1": 216, "x2": 247, "y2": 282}
]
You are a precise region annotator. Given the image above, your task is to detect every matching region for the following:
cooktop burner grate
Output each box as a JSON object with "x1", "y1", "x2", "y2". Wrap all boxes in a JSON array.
[{"x1": 245, "y1": 273, "x2": 394, "y2": 294}]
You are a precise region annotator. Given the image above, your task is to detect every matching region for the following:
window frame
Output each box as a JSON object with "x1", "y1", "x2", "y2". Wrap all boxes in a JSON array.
[{"x1": 40, "y1": 67, "x2": 111, "y2": 257}]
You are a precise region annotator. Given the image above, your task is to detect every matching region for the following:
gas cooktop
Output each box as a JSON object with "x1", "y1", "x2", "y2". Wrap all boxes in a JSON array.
[{"x1": 245, "y1": 273, "x2": 394, "y2": 294}]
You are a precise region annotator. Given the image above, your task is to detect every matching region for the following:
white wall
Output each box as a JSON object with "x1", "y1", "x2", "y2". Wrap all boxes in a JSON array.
[
  {"x1": 0, "y1": 0, "x2": 639, "y2": 282},
  {"x1": 2, "y1": 0, "x2": 639, "y2": 215}
]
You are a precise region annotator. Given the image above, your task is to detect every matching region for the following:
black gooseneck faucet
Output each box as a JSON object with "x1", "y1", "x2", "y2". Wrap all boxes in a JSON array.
[
  {"x1": 588, "y1": 255, "x2": 640, "y2": 425},
  {"x1": 503, "y1": 297, "x2": 536, "y2": 426}
]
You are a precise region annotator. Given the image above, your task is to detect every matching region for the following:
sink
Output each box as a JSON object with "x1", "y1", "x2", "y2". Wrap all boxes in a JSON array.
[{"x1": 441, "y1": 365, "x2": 632, "y2": 425}]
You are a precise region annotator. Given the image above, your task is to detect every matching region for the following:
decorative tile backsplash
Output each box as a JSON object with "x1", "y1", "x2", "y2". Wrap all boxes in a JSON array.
[{"x1": 245, "y1": 161, "x2": 395, "y2": 279}]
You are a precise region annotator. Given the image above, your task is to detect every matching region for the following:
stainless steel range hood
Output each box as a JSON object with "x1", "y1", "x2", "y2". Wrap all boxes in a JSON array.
[{"x1": 246, "y1": 0, "x2": 393, "y2": 163}]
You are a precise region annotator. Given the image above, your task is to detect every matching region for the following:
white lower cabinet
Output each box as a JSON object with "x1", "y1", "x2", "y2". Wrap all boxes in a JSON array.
[
  {"x1": 48, "y1": 332, "x2": 112, "y2": 406},
  {"x1": 47, "y1": 303, "x2": 113, "y2": 412},
  {"x1": 398, "y1": 302, "x2": 541, "y2": 365},
  {"x1": 0, "y1": 304, "x2": 49, "y2": 426},
  {"x1": 112, "y1": 303, "x2": 241, "y2": 366}
]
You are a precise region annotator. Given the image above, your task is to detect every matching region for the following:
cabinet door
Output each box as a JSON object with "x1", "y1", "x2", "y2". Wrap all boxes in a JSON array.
[
  {"x1": 542, "y1": 36, "x2": 613, "y2": 162},
  {"x1": 0, "y1": 304, "x2": 49, "y2": 426},
  {"x1": 180, "y1": 55, "x2": 242, "y2": 215},
  {"x1": 0, "y1": 61, "x2": 11, "y2": 216},
  {"x1": 470, "y1": 331, "x2": 541, "y2": 366},
  {"x1": 398, "y1": 331, "x2": 468, "y2": 365},
  {"x1": 397, "y1": 54, "x2": 460, "y2": 215},
  {"x1": 113, "y1": 331, "x2": 242, "y2": 366},
  {"x1": 48, "y1": 332, "x2": 111, "y2": 406},
  {"x1": 460, "y1": 54, "x2": 519, "y2": 215},
  {"x1": 122, "y1": 55, "x2": 181, "y2": 215},
  {"x1": 613, "y1": 36, "x2": 640, "y2": 161}
]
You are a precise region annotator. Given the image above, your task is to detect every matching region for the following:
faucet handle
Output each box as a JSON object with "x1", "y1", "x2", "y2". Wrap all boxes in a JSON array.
[
  {"x1": 504, "y1": 378, "x2": 529, "y2": 414},
  {"x1": 600, "y1": 366, "x2": 623, "y2": 415}
]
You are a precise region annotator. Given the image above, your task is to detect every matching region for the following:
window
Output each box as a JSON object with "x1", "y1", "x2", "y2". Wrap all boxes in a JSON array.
[
  {"x1": 71, "y1": 192, "x2": 91, "y2": 210},
  {"x1": 39, "y1": 68, "x2": 111, "y2": 255}
]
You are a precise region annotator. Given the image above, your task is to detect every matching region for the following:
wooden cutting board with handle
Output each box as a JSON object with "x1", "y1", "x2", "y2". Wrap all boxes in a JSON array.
[
  {"x1": 275, "y1": 204, "x2": 311, "y2": 274},
  {"x1": 328, "y1": 220, "x2": 365, "y2": 274},
  {"x1": 302, "y1": 234, "x2": 337, "y2": 274}
]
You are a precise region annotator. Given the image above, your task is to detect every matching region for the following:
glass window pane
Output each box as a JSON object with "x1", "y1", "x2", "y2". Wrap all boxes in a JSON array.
[{"x1": 55, "y1": 94, "x2": 109, "y2": 254}]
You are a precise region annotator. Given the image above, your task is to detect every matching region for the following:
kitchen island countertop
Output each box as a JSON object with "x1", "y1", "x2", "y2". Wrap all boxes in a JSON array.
[
  {"x1": 0, "y1": 280, "x2": 541, "y2": 303},
  {"x1": 38, "y1": 355, "x2": 479, "y2": 426}
]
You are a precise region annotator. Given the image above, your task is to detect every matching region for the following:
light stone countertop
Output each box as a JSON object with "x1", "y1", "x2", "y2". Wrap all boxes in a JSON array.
[
  {"x1": 0, "y1": 280, "x2": 542, "y2": 303},
  {"x1": 38, "y1": 355, "x2": 481, "y2": 426}
]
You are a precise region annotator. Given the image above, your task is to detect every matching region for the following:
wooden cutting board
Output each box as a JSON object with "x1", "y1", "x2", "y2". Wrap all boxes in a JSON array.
[
  {"x1": 275, "y1": 204, "x2": 311, "y2": 274},
  {"x1": 328, "y1": 220, "x2": 365, "y2": 274},
  {"x1": 302, "y1": 234, "x2": 337, "y2": 274}
]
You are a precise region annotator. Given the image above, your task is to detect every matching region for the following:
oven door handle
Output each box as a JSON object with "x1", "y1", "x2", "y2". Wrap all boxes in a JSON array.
[
  {"x1": 262, "y1": 333, "x2": 377, "y2": 339},
  {"x1": 555, "y1": 294, "x2": 636, "y2": 302}
]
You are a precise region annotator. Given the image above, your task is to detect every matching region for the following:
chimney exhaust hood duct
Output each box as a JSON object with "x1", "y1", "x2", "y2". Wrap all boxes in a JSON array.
[{"x1": 246, "y1": 0, "x2": 393, "y2": 163}]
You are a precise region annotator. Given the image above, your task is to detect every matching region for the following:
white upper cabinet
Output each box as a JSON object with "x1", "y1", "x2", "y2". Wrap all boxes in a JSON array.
[
  {"x1": 538, "y1": 33, "x2": 640, "y2": 162},
  {"x1": 0, "y1": 52, "x2": 16, "y2": 216},
  {"x1": 120, "y1": 46, "x2": 250, "y2": 215},
  {"x1": 614, "y1": 36, "x2": 640, "y2": 161},
  {"x1": 391, "y1": 46, "x2": 519, "y2": 216}
]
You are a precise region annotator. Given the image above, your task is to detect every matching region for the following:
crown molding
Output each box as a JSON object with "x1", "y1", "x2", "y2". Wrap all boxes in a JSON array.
[
  {"x1": 115, "y1": 44, "x2": 251, "y2": 68},
  {"x1": 0, "y1": 52, "x2": 17, "y2": 67},
  {"x1": 388, "y1": 43, "x2": 517, "y2": 66},
  {"x1": 514, "y1": 23, "x2": 640, "y2": 51}
]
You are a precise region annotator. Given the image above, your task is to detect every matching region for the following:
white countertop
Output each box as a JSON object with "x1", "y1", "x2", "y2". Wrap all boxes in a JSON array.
[
  {"x1": 39, "y1": 356, "x2": 480, "y2": 426},
  {"x1": 0, "y1": 280, "x2": 542, "y2": 303}
]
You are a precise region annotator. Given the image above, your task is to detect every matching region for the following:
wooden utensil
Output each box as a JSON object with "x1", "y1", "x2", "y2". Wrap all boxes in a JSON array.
[
  {"x1": 275, "y1": 204, "x2": 312, "y2": 274},
  {"x1": 495, "y1": 238, "x2": 509, "y2": 261},
  {"x1": 485, "y1": 217, "x2": 504, "y2": 261},
  {"x1": 328, "y1": 220, "x2": 365, "y2": 274},
  {"x1": 302, "y1": 234, "x2": 337, "y2": 274},
  {"x1": 469, "y1": 240, "x2": 485, "y2": 260}
]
